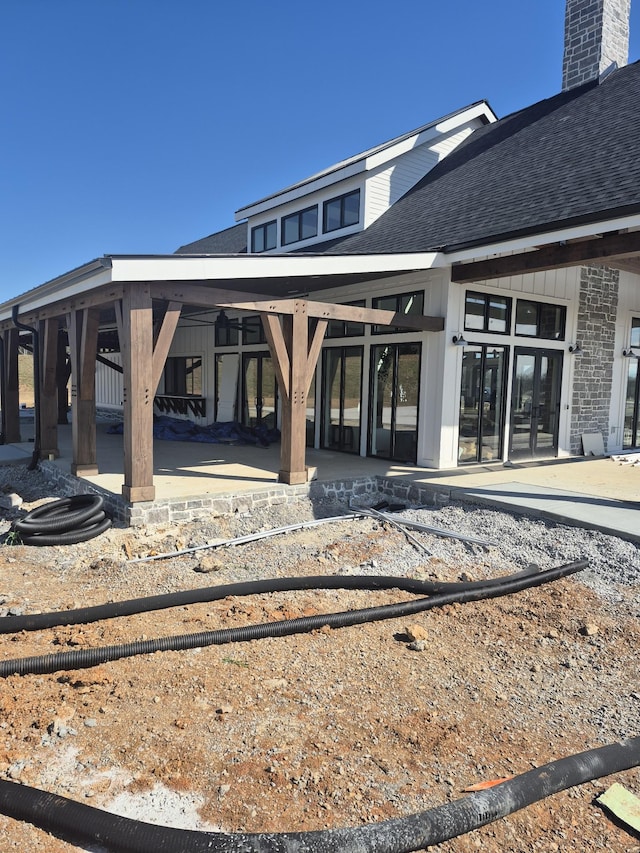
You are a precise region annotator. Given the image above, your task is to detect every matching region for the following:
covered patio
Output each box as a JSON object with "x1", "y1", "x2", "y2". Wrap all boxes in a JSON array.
[{"x1": 7, "y1": 412, "x2": 640, "y2": 542}]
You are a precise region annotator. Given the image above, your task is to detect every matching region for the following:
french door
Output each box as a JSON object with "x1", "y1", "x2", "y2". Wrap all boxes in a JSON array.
[
  {"x1": 509, "y1": 348, "x2": 562, "y2": 460},
  {"x1": 368, "y1": 343, "x2": 421, "y2": 462},
  {"x1": 623, "y1": 318, "x2": 640, "y2": 448},
  {"x1": 241, "y1": 352, "x2": 277, "y2": 429},
  {"x1": 321, "y1": 347, "x2": 363, "y2": 453}
]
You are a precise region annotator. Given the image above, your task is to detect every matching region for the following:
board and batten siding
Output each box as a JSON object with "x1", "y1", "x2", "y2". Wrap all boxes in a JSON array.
[{"x1": 95, "y1": 352, "x2": 123, "y2": 410}]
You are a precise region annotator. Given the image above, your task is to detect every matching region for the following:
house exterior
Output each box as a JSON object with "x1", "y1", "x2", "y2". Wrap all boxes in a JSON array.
[{"x1": 2, "y1": 0, "x2": 640, "y2": 512}]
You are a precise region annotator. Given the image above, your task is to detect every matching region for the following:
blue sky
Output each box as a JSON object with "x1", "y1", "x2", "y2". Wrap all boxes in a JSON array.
[{"x1": 2, "y1": 0, "x2": 639, "y2": 299}]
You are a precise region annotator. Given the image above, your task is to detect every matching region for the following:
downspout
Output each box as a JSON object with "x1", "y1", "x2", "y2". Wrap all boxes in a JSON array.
[{"x1": 12, "y1": 305, "x2": 40, "y2": 470}]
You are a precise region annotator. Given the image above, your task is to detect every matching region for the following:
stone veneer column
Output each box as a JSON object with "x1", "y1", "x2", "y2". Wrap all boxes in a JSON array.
[
  {"x1": 570, "y1": 265, "x2": 619, "y2": 453},
  {"x1": 562, "y1": 0, "x2": 630, "y2": 90}
]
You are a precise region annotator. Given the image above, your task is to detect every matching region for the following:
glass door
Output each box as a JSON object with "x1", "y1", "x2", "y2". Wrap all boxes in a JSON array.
[
  {"x1": 458, "y1": 345, "x2": 507, "y2": 463},
  {"x1": 368, "y1": 343, "x2": 421, "y2": 462},
  {"x1": 241, "y1": 352, "x2": 277, "y2": 429},
  {"x1": 623, "y1": 319, "x2": 640, "y2": 448},
  {"x1": 510, "y1": 348, "x2": 563, "y2": 461},
  {"x1": 321, "y1": 347, "x2": 363, "y2": 453}
]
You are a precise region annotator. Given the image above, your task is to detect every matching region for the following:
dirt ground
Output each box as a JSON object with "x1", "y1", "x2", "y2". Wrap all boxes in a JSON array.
[{"x1": 0, "y1": 496, "x2": 639, "y2": 852}]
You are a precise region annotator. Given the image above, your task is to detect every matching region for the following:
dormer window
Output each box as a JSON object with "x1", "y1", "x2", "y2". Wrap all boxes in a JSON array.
[
  {"x1": 251, "y1": 220, "x2": 277, "y2": 253},
  {"x1": 282, "y1": 206, "x2": 318, "y2": 245},
  {"x1": 323, "y1": 189, "x2": 360, "y2": 233}
]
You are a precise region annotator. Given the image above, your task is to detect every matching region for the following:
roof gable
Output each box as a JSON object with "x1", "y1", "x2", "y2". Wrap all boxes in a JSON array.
[{"x1": 314, "y1": 61, "x2": 640, "y2": 255}]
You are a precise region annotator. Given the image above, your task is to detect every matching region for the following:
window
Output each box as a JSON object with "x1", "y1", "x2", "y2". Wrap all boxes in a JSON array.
[
  {"x1": 242, "y1": 315, "x2": 266, "y2": 345},
  {"x1": 164, "y1": 356, "x2": 202, "y2": 396},
  {"x1": 282, "y1": 206, "x2": 318, "y2": 245},
  {"x1": 515, "y1": 300, "x2": 566, "y2": 339},
  {"x1": 464, "y1": 291, "x2": 511, "y2": 334},
  {"x1": 251, "y1": 220, "x2": 277, "y2": 253},
  {"x1": 372, "y1": 291, "x2": 424, "y2": 334},
  {"x1": 323, "y1": 189, "x2": 360, "y2": 233},
  {"x1": 215, "y1": 321, "x2": 239, "y2": 347},
  {"x1": 326, "y1": 300, "x2": 366, "y2": 338}
]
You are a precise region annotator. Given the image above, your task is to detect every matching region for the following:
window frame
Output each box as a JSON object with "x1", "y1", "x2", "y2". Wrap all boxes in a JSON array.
[
  {"x1": 371, "y1": 291, "x2": 424, "y2": 334},
  {"x1": 322, "y1": 189, "x2": 361, "y2": 234},
  {"x1": 250, "y1": 220, "x2": 277, "y2": 253},
  {"x1": 464, "y1": 291, "x2": 512, "y2": 335},
  {"x1": 163, "y1": 355, "x2": 203, "y2": 397},
  {"x1": 281, "y1": 205, "x2": 318, "y2": 246},
  {"x1": 514, "y1": 299, "x2": 566, "y2": 340}
]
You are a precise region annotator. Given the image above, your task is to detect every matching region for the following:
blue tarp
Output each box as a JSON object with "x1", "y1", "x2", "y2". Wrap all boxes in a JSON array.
[{"x1": 107, "y1": 416, "x2": 280, "y2": 448}]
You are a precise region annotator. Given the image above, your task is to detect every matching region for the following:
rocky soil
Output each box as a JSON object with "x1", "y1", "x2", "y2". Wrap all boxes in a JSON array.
[{"x1": 0, "y1": 464, "x2": 638, "y2": 852}]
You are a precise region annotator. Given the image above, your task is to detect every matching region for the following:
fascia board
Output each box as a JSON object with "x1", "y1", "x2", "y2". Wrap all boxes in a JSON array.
[
  {"x1": 235, "y1": 102, "x2": 496, "y2": 223},
  {"x1": 0, "y1": 260, "x2": 113, "y2": 324},
  {"x1": 234, "y1": 161, "x2": 365, "y2": 222},
  {"x1": 365, "y1": 102, "x2": 497, "y2": 171},
  {"x1": 445, "y1": 213, "x2": 640, "y2": 265},
  {"x1": 109, "y1": 252, "x2": 442, "y2": 282}
]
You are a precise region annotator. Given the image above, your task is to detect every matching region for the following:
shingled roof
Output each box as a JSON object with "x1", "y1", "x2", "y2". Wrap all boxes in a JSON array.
[
  {"x1": 176, "y1": 61, "x2": 640, "y2": 260},
  {"x1": 314, "y1": 60, "x2": 640, "y2": 255},
  {"x1": 175, "y1": 222, "x2": 247, "y2": 255}
]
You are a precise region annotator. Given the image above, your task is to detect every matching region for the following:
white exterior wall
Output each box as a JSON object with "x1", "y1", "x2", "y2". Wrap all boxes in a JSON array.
[
  {"x1": 95, "y1": 353, "x2": 123, "y2": 410},
  {"x1": 365, "y1": 147, "x2": 439, "y2": 228},
  {"x1": 438, "y1": 267, "x2": 583, "y2": 467}
]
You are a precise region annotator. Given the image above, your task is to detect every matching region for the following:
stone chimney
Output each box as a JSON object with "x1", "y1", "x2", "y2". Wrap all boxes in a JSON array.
[{"x1": 562, "y1": 0, "x2": 631, "y2": 90}]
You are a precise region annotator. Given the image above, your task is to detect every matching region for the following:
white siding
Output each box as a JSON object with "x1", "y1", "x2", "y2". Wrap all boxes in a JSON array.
[
  {"x1": 95, "y1": 353, "x2": 123, "y2": 410},
  {"x1": 365, "y1": 147, "x2": 439, "y2": 227}
]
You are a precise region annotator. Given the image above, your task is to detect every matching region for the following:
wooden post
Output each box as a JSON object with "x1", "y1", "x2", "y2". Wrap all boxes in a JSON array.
[
  {"x1": 39, "y1": 318, "x2": 59, "y2": 458},
  {"x1": 120, "y1": 285, "x2": 156, "y2": 502},
  {"x1": 57, "y1": 330, "x2": 70, "y2": 424},
  {"x1": 262, "y1": 301, "x2": 327, "y2": 486},
  {"x1": 67, "y1": 308, "x2": 99, "y2": 475},
  {"x1": 3, "y1": 328, "x2": 21, "y2": 443}
]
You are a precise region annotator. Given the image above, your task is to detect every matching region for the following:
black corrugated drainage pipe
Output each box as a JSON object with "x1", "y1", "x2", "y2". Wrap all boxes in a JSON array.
[
  {"x1": 0, "y1": 737, "x2": 637, "y2": 852},
  {"x1": 0, "y1": 559, "x2": 587, "y2": 677},
  {"x1": 11, "y1": 304, "x2": 40, "y2": 470}
]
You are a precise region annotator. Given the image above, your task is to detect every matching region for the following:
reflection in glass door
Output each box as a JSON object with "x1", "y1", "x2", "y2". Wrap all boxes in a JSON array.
[
  {"x1": 510, "y1": 348, "x2": 562, "y2": 460},
  {"x1": 321, "y1": 347, "x2": 362, "y2": 453},
  {"x1": 623, "y1": 319, "x2": 640, "y2": 448},
  {"x1": 369, "y1": 343, "x2": 421, "y2": 462},
  {"x1": 241, "y1": 352, "x2": 277, "y2": 429},
  {"x1": 458, "y1": 346, "x2": 507, "y2": 463}
]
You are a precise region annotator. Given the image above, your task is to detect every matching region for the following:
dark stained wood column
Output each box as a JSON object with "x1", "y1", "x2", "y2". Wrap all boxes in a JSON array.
[
  {"x1": 262, "y1": 302, "x2": 328, "y2": 485},
  {"x1": 39, "y1": 318, "x2": 59, "y2": 458},
  {"x1": 119, "y1": 284, "x2": 156, "y2": 502},
  {"x1": 57, "y1": 330, "x2": 70, "y2": 425},
  {"x1": 3, "y1": 329, "x2": 21, "y2": 443},
  {"x1": 67, "y1": 308, "x2": 99, "y2": 475}
]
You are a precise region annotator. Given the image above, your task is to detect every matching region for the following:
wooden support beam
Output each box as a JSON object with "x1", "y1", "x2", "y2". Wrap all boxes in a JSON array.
[
  {"x1": 151, "y1": 283, "x2": 444, "y2": 330},
  {"x1": 305, "y1": 319, "x2": 328, "y2": 394},
  {"x1": 2, "y1": 329, "x2": 20, "y2": 443},
  {"x1": 120, "y1": 285, "x2": 156, "y2": 503},
  {"x1": 39, "y1": 319, "x2": 59, "y2": 458},
  {"x1": 451, "y1": 230, "x2": 640, "y2": 283},
  {"x1": 278, "y1": 306, "x2": 309, "y2": 485},
  {"x1": 0, "y1": 284, "x2": 125, "y2": 333},
  {"x1": 79, "y1": 308, "x2": 100, "y2": 400},
  {"x1": 67, "y1": 310, "x2": 98, "y2": 475},
  {"x1": 260, "y1": 313, "x2": 290, "y2": 401},
  {"x1": 152, "y1": 301, "x2": 182, "y2": 394},
  {"x1": 56, "y1": 331, "x2": 70, "y2": 425}
]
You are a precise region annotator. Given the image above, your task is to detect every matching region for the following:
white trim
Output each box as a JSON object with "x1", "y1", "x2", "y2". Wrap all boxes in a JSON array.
[{"x1": 235, "y1": 102, "x2": 496, "y2": 220}]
